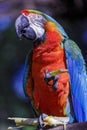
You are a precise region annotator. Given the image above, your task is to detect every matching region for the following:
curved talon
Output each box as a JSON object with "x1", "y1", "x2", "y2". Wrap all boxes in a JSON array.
[
  {"x1": 38, "y1": 115, "x2": 68, "y2": 130},
  {"x1": 44, "y1": 70, "x2": 59, "y2": 90},
  {"x1": 38, "y1": 113, "x2": 48, "y2": 128},
  {"x1": 44, "y1": 70, "x2": 53, "y2": 86},
  {"x1": 52, "y1": 75, "x2": 59, "y2": 90}
]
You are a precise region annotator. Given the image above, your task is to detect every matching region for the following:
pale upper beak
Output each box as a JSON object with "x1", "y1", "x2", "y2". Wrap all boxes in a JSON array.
[{"x1": 15, "y1": 15, "x2": 36, "y2": 40}]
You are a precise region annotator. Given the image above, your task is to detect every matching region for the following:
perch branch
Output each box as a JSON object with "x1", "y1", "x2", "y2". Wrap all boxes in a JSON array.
[
  {"x1": 8, "y1": 116, "x2": 69, "y2": 130},
  {"x1": 8, "y1": 117, "x2": 87, "y2": 130},
  {"x1": 47, "y1": 122, "x2": 87, "y2": 130}
]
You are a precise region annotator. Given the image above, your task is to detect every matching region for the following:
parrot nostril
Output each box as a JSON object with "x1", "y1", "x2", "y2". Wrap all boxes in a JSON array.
[{"x1": 21, "y1": 29, "x2": 26, "y2": 34}]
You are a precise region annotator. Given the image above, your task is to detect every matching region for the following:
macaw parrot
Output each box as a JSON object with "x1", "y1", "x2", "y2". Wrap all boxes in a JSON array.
[{"x1": 15, "y1": 9, "x2": 87, "y2": 127}]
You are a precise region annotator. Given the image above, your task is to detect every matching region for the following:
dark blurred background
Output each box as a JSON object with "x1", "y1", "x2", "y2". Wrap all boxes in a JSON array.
[{"x1": 0, "y1": 0, "x2": 87, "y2": 129}]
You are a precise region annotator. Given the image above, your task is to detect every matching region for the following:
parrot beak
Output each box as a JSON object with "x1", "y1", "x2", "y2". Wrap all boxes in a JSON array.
[
  {"x1": 15, "y1": 15, "x2": 24, "y2": 39},
  {"x1": 15, "y1": 15, "x2": 36, "y2": 40}
]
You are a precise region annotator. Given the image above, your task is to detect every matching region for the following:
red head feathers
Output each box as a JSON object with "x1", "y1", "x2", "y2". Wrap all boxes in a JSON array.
[{"x1": 21, "y1": 10, "x2": 29, "y2": 16}]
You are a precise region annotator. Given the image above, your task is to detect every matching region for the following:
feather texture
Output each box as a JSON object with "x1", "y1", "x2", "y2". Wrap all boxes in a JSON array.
[
  {"x1": 64, "y1": 39, "x2": 87, "y2": 122},
  {"x1": 20, "y1": 9, "x2": 87, "y2": 122}
]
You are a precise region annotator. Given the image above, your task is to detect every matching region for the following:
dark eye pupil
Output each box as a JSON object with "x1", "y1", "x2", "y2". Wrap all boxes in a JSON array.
[{"x1": 37, "y1": 15, "x2": 41, "y2": 18}]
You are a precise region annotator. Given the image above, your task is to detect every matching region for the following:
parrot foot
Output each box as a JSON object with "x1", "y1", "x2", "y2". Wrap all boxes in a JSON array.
[
  {"x1": 38, "y1": 114, "x2": 69, "y2": 130},
  {"x1": 44, "y1": 70, "x2": 59, "y2": 90},
  {"x1": 38, "y1": 113, "x2": 48, "y2": 129}
]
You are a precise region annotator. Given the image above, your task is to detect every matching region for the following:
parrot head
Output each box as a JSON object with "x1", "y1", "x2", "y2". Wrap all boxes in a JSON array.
[
  {"x1": 15, "y1": 9, "x2": 68, "y2": 46},
  {"x1": 15, "y1": 10, "x2": 47, "y2": 43}
]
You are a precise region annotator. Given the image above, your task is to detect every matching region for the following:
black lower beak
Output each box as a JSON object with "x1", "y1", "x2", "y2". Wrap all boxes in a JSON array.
[{"x1": 21, "y1": 26, "x2": 36, "y2": 40}]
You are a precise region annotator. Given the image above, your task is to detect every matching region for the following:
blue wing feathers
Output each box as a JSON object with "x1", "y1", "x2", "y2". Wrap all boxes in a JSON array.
[
  {"x1": 64, "y1": 39, "x2": 87, "y2": 122},
  {"x1": 72, "y1": 96, "x2": 83, "y2": 121},
  {"x1": 23, "y1": 50, "x2": 33, "y2": 96}
]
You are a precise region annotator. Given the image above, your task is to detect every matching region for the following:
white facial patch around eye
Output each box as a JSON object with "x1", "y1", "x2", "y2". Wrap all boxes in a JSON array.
[
  {"x1": 26, "y1": 13, "x2": 46, "y2": 39},
  {"x1": 30, "y1": 24, "x2": 45, "y2": 39},
  {"x1": 34, "y1": 14, "x2": 47, "y2": 27},
  {"x1": 27, "y1": 13, "x2": 46, "y2": 27}
]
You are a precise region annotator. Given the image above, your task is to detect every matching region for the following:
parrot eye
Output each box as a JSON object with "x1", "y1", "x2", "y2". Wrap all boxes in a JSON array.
[
  {"x1": 28, "y1": 13, "x2": 47, "y2": 27},
  {"x1": 35, "y1": 14, "x2": 46, "y2": 26},
  {"x1": 37, "y1": 15, "x2": 43, "y2": 19}
]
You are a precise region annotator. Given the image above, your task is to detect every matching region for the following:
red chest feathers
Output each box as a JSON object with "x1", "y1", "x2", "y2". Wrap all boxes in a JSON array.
[{"x1": 31, "y1": 31, "x2": 70, "y2": 116}]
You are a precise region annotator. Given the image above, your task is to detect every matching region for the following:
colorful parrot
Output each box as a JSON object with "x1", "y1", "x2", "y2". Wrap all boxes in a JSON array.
[{"x1": 15, "y1": 9, "x2": 87, "y2": 127}]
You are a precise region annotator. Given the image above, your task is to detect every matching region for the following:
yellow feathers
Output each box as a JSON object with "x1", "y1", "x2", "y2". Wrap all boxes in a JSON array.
[{"x1": 45, "y1": 21, "x2": 58, "y2": 32}]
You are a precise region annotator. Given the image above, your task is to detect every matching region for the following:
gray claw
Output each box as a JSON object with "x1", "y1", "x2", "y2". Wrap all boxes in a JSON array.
[
  {"x1": 52, "y1": 75, "x2": 59, "y2": 90},
  {"x1": 38, "y1": 113, "x2": 48, "y2": 128},
  {"x1": 44, "y1": 70, "x2": 59, "y2": 90}
]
